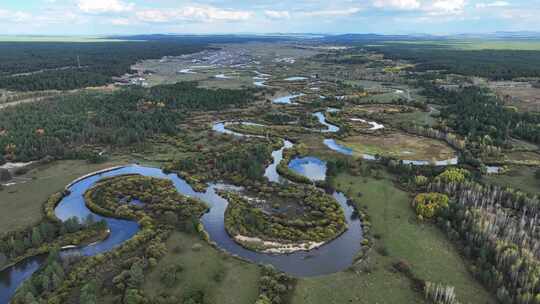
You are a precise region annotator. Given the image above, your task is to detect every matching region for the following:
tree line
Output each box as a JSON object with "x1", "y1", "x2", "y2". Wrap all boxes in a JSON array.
[
  {"x1": 367, "y1": 42, "x2": 540, "y2": 80},
  {"x1": 422, "y1": 85, "x2": 540, "y2": 146},
  {"x1": 0, "y1": 82, "x2": 255, "y2": 162},
  {"x1": 425, "y1": 170, "x2": 540, "y2": 304},
  {"x1": 0, "y1": 41, "x2": 205, "y2": 91}
]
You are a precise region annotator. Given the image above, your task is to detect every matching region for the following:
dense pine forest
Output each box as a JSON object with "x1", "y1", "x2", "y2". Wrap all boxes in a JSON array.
[
  {"x1": 368, "y1": 43, "x2": 540, "y2": 80},
  {"x1": 420, "y1": 85, "x2": 540, "y2": 146},
  {"x1": 0, "y1": 82, "x2": 256, "y2": 162},
  {"x1": 322, "y1": 35, "x2": 540, "y2": 80},
  {"x1": 0, "y1": 41, "x2": 206, "y2": 91}
]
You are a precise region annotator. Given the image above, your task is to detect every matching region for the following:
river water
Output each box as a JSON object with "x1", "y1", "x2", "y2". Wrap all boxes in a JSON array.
[{"x1": 0, "y1": 120, "x2": 364, "y2": 302}]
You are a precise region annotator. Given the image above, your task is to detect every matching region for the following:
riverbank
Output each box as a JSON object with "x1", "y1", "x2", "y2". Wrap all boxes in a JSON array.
[
  {"x1": 233, "y1": 235, "x2": 325, "y2": 254},
  {"x1": 0, "y1": 227, "x2": 110, "y2": 273},
  {"x1": 0, "y1": 159, "x2": 129, "y2": 233},
  {"x1": 291, "y1": 171, "x2": 494, "y2": 304}
]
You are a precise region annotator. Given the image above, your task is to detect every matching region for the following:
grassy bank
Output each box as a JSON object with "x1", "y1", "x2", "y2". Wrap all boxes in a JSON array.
[
  {"x1": 292, "y1": 171, "x2": 494, "y2": 304},
  {"x1": 484, "y1": 166, "x2": 539, "y2": 195},
  {"x1": 0, "y1": 158, "x2": 128, "y2": 233},
  {"x1": 142, "y1": 231, "x2": 261, "y2": 304},
  {"x1": 337, "y1": 133, "x2": 456, "y2": 161}
]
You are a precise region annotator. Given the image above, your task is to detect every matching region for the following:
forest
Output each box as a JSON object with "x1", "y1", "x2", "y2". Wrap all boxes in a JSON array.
[
  {"x1": 0, "y1": 41, "x2": 205, "y2": 91},
  {"x1": 0, "y1": 82, "x2": 255, "y2": 162},
  {"x1": 223, "y1": 184, "x2": 346, "y2": 247},
  {"x1": 425, "y1": 169, "x2": 540, "y2": 304},
  {"x1": 421, "y1": 85, "x2": 540, "y2": 146},
  {"x1": 0, "y1": 35, "x2": 292, "y2": 91},
  {"x1": 367, "y1": 43, "x2": 540, "y2": 80},
  {"x1": 0, "y1": 192, "x2": 108, "y2": 270}
]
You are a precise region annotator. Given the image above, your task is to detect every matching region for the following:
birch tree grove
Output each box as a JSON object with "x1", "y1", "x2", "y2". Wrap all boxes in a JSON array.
[{"x1": 429, "y1": 178, "x2": 540, "y2": 303}]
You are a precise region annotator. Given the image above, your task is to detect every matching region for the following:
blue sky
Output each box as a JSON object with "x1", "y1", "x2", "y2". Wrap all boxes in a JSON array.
[{"x1": 0, "y1": 0, "x2": 539, "y2": 35}]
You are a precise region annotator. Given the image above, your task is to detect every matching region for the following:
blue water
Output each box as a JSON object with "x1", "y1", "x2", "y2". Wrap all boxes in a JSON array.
[
  {"x1": 0, "y1": 161, "x2": 363, "y2": 302},
  {"x1": 323, "y1": 138, "x2": 458, "y2": 166},
  {"x1": 313, "y1": 112, "x2": 340, "y2": 133},
  {"x1": 323, "y1": 139, "x2": 353, "y2": 156},
  {"x1": 0, "y1": 167, "x2": 139, "y2": 304},
  {"x1": 288, "y1": 157, "x2": 327, "y2": 182},
  {"x1": 1, "y1": 115, "x2": 369, "y2": 302},
  {"x1": 211, "y1": 122, "x2": 264, "y2": 139},
  {"x1": 273, "y1": 93, "x2": 305, "y2": 104},
  {"x1": 264, "y1": 140, "x2": 294, "y2": 183},
  {"x1": 284, "y1": 76, "x2": 308, "y2": 81}
]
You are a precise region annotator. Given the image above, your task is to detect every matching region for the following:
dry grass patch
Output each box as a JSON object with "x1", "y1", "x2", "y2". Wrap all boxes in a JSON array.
[{"x1": 338, "y1": 133, "x2": 456, "y2": 161}]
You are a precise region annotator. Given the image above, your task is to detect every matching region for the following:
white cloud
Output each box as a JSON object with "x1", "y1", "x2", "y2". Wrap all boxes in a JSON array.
[
  {"x1": 301, "y1": 8, "x2": 361, "y2": 17},
  {"x1": 110, "y1": 18, "x2": 131, "y2": 26},
  {"x1": 498, "y1": 8, "x2": 536, "y2": 19},
  {"x1": 428, "y1": 0, "x2": 465, "y2": 14},
  {"x1": 476, "y1": 1, "x2": 510, "y2": 8},
  {"x1": 265, "y1": 10, "x2": 290, "y2": 19},
  {"x1": 78, "y1": 0, "x2": 134, "y2": 14},
  {"x1": 136, "y1": 6, "x2": 253, "y2": 23},
  {"x1": 372, "y1": 0, "x2": 466, "y2": 15},
  {"x1": 373, "y1": 0, "x2": 421, "y2": 10},
  {"x1": 0, "y1": 9, "x2": 32, "y2": 22}
]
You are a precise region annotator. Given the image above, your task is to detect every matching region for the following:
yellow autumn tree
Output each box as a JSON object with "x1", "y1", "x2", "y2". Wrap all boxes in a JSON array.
[{"x1": 413, "y1": 193, "x2": 449, "y2": 219}]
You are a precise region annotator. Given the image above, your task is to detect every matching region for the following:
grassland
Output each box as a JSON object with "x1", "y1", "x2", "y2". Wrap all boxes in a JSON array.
[
  {"x1": 134, "y1": 42, "x2": 321, "y2": 89},
  {"x1": 485, "y1": 166, "x2": 539, "y2": 194},
  {"x1": 0, "y1": 158, "x2": 129, "y2": 233},
  {"x1": 453, "y1": 39, "x2": 540, "y2": 51},
  {"x1": 349, "y1": 104, "x2": 414, "y2": 114},
  {"x1": 142, "y1": 231, "x2": 261, "y2": 304},
  {"x1": 385, "y1": 39, "x2": 540, "y2": 51},
  {"x1": 359, "y1": 92, "x2": 404, "y2": 103},
  {"x1": 337, "y1": 133, "x2": 456, "y2": 161},
  {"x1": 384, "y1": 110, "x2": 437, "y2": 127},
  {"x1": 489, "y1": 84, "x2": 540, "y2": 112},
  {"x1": 292, "y1": 171, "x2": 494, "y2": 304},
  {"x1": 498, "y1": 151, "x2": 540, "y2": 165}
]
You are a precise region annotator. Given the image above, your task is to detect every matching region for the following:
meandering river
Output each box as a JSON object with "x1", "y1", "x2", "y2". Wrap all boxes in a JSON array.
[
  {"x1": 0, "y1": 116, "x2": 364, "y2": 302},
  {"x1": 0, "y1": 106, "x2": 462, "y2": 302}
]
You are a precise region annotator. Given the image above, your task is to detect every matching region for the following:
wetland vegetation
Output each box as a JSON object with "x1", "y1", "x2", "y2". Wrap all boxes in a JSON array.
[{"x1": 2, "y1": 34, "x2": 540, "y2": 304}]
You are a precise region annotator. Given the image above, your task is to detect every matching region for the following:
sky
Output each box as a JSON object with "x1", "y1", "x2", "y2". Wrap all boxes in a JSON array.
[{"x1": 0, "y1": 0, "x2": 539, "y2": 35}]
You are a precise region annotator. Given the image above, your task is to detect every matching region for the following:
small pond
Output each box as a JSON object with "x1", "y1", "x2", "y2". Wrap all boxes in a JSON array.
[
  {"x1": 288, "y1": 157, "x2": 327, "y2": 182},
  {"x1": 273, "y1": 93, "x2": 305, "y2": 104},
  {"x1": 284, "y1": 76, "x2": 308, "y2": 81}
]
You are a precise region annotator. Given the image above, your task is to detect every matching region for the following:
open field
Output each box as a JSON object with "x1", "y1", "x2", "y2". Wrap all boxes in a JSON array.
[
  {"x1": 452, "y1": 40, "x2": 540, "y2": 51},
  {"x1": 347, "y1": 103, "x2": 438, "y2": 128},
  {"x1": 349, "y1": 104, "x2": 415, "y2": 114},
  {"x1": 135, "y1": 61, "x2": 256, "y2": 90},
  {"x1": 0, "y1": 158, "x2": 129, "y2": 233},
  {"x1": 385, "y1": 110, "x2": 437, "y2": 127},
  {"x1": 337, "y1": 133, "x2": 456, "y2": 161},
  {"x1": 502, "y1": 151, "x2": 540, "y2": 165},
  {"x1": 142, "y1": 231, "x2": 261, "y2": 304},
  {"x1": 133, "y1": 42, "x2": 321, "y2": 89},
  {"x1": 385, "y1": 39, "x2": 540, "y2": 51},
  {"x1": 292, "y1": 172, "x2": 494, "y2": 304},
  {"x1": 490, "y1": 83, "x2": 540, "y2": 112},
  {"x1": 359, "y1": 92, "x2": 404, "y2": 103},
  {"x1": 509, "y1": 138, "x2": 540, "y2": 151},
  {"x1": 485, "y1": 166, "x2": 539, "y2": 194}
]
